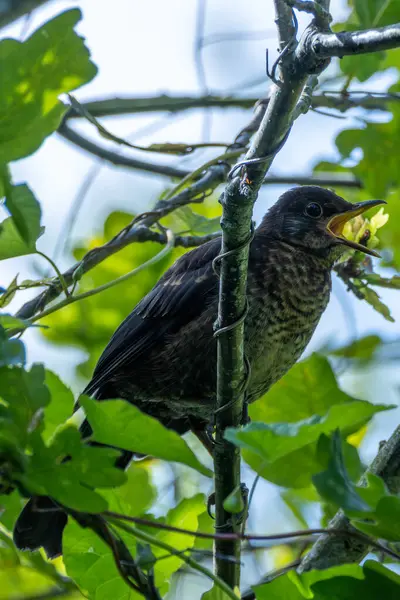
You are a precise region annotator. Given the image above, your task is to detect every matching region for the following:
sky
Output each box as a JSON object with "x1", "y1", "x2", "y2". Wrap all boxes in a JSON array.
[{"x1": 1, "y1": 1, "x2": 400, "y2": 589}]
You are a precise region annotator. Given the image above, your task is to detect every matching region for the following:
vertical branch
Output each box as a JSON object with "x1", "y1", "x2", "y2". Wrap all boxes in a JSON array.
[
  {"x1": 213, "y1": 0, "x2": 306, "y2": 590},
  {"x1": 214, "y1": 176, "x2": 255, "y2": 588}
]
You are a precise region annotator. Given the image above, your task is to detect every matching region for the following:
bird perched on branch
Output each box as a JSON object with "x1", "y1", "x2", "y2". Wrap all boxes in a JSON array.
[{"x1": 14, "y1": 186, "x2": 384, "y2": 557}]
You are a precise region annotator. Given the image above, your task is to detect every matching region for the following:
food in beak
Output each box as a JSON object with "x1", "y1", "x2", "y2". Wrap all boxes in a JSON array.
[{"x1": 326, "y1": 199, "x2": 387, "y2": 257}]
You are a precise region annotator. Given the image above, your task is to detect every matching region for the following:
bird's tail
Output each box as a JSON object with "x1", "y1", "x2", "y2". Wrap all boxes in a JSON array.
[{"x1": 13, "y1": 496, "x2": 68, "y2": 559}]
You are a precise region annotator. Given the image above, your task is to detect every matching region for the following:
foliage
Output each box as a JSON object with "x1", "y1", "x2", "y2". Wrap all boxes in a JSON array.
[{"x1": 1, "y1": 2, "x2": 400, "y2": 600}]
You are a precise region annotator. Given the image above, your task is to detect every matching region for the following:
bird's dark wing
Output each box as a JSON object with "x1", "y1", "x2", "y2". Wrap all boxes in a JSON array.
[{"x1": 83, "y1": 237, "x2": 221, "y2": 396}]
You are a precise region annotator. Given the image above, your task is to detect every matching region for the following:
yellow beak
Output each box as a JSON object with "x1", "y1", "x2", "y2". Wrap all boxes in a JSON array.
[{"x1": 326, "y1": 199, "x2": 387, "y2": 257}]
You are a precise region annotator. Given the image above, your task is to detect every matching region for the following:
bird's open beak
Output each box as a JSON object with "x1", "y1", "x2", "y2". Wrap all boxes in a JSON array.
[{"x1": 326, "y1": 199, "x2": 387, "y2": 257}]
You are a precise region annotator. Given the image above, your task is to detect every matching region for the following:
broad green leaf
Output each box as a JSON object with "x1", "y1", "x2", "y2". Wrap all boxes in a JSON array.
[
  {"x1": 0, "y1": 185, "x2": 43, "y2": 260},
  {"x1": 353, "y1": 494, "x2": 400, "y2": 541},
  {"x1": 354, "y1": 0, "x2": 397, "y2": 27},
  {"x1": 0, "y1": 9, "x2": 97, "y2": 163},
  {"x1": 341, "y1": 52, "x2": 385, "y2": 82},
  {"x1": 0, "y1": 565, "x2": 57, "y2": 600},
  {"x1": 330, "y1": 335, "x2": 382, "y2": 361},
  {"x1": 20, "y1": 426, "x2": 126, "y2": 512},
  {"x1": 0, "y1": 314, "x2": 28, "y2": 330},
  {"x1": 0, "y1": 490, "x2": 24, "y2": 530},
  {"x1": 254, "y1": 561, "x2": 400, "y2": 600},
  {"x1": 226, "y1": 400, "x2": 392, "y2": 488},
  {"x1": 0, "y1": 275, "x2": 18, "y2": 308},
  {"x1": 101, "y1": 463, "x2": 156, "y2": 517},
  {"x1": 249, "y1": 355, "x2": 355, "y2": 424},
  {"x1": 81, "y1": 396, "x2": 212, "y2": 477},
  {"x1": 312, "y1": 431, "x2": 371, "y2": 512},
  {"x1": 202, "y1": 585, "x2": 237, "y2": 600},
  {"x1": 42, "y1": 370, "x2": 75, "y2": 442},
  {"x1": 0, "y1": 326, "x2": 25, "y2": 367},
  {"x1": 0, "y1": 364, "x2": 49, "y2": 442},
  {"x1": 335, "y1": 122, "x2": 400, "y2": 198},
  {"x1": 359, "y1": 286, "x2": 394, "y2": 322},
  {"x1": 152, "y1": 494, "x2": 205, "y2": 593},
  {"x1": 363, "y1": 274, "x2": 400, "y2": 289},
  {"x1": 241, "y1": 355, "x2": 392, "y2": 487},
  {"x1": 64, "y1": 494, "x2": 204, "y2": 599},
  {"x1": 63, "y1": 518, "x2": 140, "y2": 600},
  {"x1": 175, "y1": 206, "x2": 221, "y2": 235},
  {"x1": 227, "y1": 400, "x2": 391, "y2": 461}
]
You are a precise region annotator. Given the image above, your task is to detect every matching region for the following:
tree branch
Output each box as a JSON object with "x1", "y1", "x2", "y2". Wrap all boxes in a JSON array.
[
  {"x1": 297, "y1": 425, "x2": 400, "y2": 572},
  {"x1": 212, "y1": 0, "x2": 318, "y2": 589},
  {"x1": 58, "y1": 120, "x2": 362, "y2": 186},
  {"x1": 312, "y1": 23, "x2": 400, "y2": 58},
  {"x1": 64, "y1": 92, "x2": 400, "y2": 120},
  {"x1": 0, "y1": 0, "x2": 50, "y2": 29}
]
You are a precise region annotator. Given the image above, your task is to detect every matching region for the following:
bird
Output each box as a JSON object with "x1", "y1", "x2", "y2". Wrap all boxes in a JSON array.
[{"x1": 13, "y1": 185, "x2": 384, "y2": 558}]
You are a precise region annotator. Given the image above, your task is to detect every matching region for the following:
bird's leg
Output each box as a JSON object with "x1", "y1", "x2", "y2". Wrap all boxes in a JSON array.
[
  {"x1": 193, "y1": 426, "x2": 215, "y2": 457},
  {"x1": 241, "y1": 396, "x2": 251, "y2": 426}
]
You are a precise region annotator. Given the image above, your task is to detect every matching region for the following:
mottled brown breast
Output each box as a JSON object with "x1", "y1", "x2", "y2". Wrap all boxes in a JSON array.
[{"x1": 245, "y1": 240, "x2": 332, "y2": 402}]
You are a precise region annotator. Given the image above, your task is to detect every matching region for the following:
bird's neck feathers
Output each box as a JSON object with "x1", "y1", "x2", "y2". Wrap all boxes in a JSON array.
[{"x1": 256, "y1": 211, "x2": 342, "y2": 267}]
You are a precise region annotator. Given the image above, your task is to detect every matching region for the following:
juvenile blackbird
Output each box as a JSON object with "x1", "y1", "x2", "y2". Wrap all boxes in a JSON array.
[{"x1": 14, "y1": 186, "x2": 384, "y2": 557}]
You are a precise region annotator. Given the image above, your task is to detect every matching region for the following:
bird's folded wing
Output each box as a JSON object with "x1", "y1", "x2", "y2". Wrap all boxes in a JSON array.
[{"x1": 83, "y1": 237, "x2": 221, "y2": 396}]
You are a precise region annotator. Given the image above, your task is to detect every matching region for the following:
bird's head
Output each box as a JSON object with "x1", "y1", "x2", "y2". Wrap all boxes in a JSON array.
[{"x1": 261, "y1": 186, "x2": 386, "y2": 262}]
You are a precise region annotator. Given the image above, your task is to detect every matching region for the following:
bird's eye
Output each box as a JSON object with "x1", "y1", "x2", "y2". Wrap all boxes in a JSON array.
[{"x1": 305, "y1": 202, "x2": 323, "y2": 218}]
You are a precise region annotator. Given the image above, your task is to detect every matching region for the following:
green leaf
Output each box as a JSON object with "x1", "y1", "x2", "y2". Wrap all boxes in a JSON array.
[
  {"x1": 0, "y1": 314, "x2": 28, "y2": 330},
  {"x1": 21, "y1": 425, "x2": 126, "y2": 512},
  {"x1": 226, "y1": 400, "x2": 390, "y2": 463},
  {"x1": 330, "y1": 335, "x2": 382, "y2": 361},
  {"x1": 0, "y1": 364, "x2": 49, "y2": 442},
  {"x1": 354, "y1": 0, "x2": 396, "y2": 27},
  {"x1": 0, "y1": 275, "x2": 18, "y2": 308},
  {"x1": 0, "y1": 185, "x2": 43, "y2": 260},
  {"x1": 42, "y1": 370, "x2": 75, "y2": 442},
  {"x1": 202, "y1": 585, "x2": 235, "y2": 600},
  {"x1": 151, "y1": 494, "x2": 205, "y2": 592},
  {"x1": 226, "y1": 400, "x2": 392, "y2": 489},
  {"x1": 0, "y1": 490, "x2": 24, "y2": 530},
  {"x1": 101, "y1": 463, "x2": 156, "y2": 517},
  {"x1": 0, "y1": 9, "x2": 97, "y2": 163},
  {"x1": 359, "y1": 286, "x2": 394, "y2": 322},
  {"x1": 312, "y1": 430, "x2": 371, "y2": 512},
  {"x1": 341, "y1": 52, "x2": 385, "y2": 82},
  {"x1": 175, "y1": 206, "x2": 221, "y2": 235},
  {"x1": 63, "y1": 518, "x2": 139, "y2": 600},
  {"x1": 254, "y1": 561, "x2": 400, "y2": 600},
  {"x1": 0, "y1": 326, "x2": 25, "y2": 367},
  {"x1": 234, "y1": 355, "x2": 390, "y2": 488},
  {"x1": 80, "y1": 396, "x2": 212, "y2": 477},
  {"x1": 249, "y1": 355, "x2": 355, "y2": 424},
  {"x1": 63, "y1": 494, "x2": 204, "y2": 599},
  {"x1": 335, "y1": 122, "x2": 400, "y2": 198},
  {"x1": 363, "y1": 273, "x2": 400, "y2": 289},
  {"x1": 353, "y1": 493, "x2": 400, "y2": 541}
]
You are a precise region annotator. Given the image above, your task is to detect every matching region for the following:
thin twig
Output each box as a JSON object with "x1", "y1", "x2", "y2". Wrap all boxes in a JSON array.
[
  {"x1": 103, "y1": 512, "x2": 400, "y2": 562},
  {"x1": 15, "y1": 230, "x2": 174, "y2": 331}
]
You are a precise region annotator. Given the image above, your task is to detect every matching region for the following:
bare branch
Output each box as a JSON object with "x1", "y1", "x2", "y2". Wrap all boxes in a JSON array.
[
  {"x1": 65, "y1": 92, "x2": 400, "y2": 119},
  {"x1": 312, "y1": 23, "x2": 400, "y2": 58},
  {"x1": 0, "y1": 0, "x2": 50, "y2": 29},
  {"x1": 58, "y1": 121, "x2": 188, "y2": 179}
]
